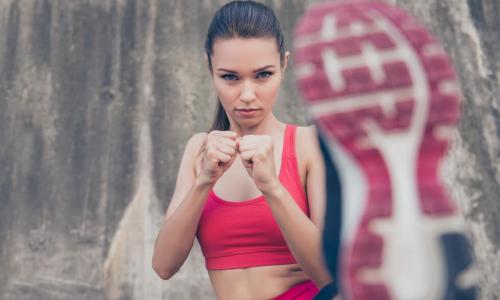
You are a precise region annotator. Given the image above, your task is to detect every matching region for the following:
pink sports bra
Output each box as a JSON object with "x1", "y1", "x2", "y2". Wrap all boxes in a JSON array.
[{"x1": 196, "y1": 124, "x2": 310, "y2": 270}]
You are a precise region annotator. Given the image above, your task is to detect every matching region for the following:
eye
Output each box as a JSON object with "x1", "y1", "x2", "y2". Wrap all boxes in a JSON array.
[
  {"x1": 221, "y1": 74, "x2": 238, "y2": 81},
  {"x1": 256, "y1": 71, "x2": 273, "y2": 79}
]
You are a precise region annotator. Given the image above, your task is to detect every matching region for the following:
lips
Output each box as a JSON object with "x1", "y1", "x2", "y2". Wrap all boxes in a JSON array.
[
  {"x1": 236, "y1": 108, "x2": 260, "y2": 112},
  {"x1": 235, "y1": 108, "x2": 261, "y2": 118}
]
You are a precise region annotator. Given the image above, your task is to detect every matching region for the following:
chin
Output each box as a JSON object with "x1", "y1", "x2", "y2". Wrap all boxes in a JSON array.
[{"x1": 234, "y1": 117, "x2": 262, "y2": 129}]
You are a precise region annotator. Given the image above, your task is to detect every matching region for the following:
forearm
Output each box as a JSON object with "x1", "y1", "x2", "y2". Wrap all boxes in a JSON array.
[
  {"x1": 263, "y1": 184, "x2": 332, "y2": 287},
  {"x1": 152, "y1": 179, "x2": 213, "y2": 279}
]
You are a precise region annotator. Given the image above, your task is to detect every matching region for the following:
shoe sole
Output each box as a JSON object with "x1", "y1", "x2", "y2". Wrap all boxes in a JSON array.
[{"x1": 294, "y1": 1, "x2": 477, "y2": 299}]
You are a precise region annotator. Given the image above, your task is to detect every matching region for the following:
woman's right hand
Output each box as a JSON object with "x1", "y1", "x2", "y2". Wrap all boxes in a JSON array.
[{"x1": 197, "y1": 130, "x2": 238, "y2": 186}]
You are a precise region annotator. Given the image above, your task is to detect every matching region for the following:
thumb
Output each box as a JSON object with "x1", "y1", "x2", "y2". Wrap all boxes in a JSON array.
[
  {"x1": 240, "y1": 154, "x2": 253, "y2": 169},
  {"x1": 203, "y1": 154, "x2": 218, "y2": 168},
  {"x1": 240, "y1": 156, "x2": 253, "y2": 177},
  {"x1": 221, "y1": 151, "x2": 237, "y2": 171}
]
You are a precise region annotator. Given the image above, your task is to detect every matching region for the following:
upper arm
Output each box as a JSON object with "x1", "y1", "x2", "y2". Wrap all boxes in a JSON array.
[
  {"x1": 164, "y1": 132, "x2": 207, "y2": 221},
  {"x1": 301, "y1": 126, "x2": 327, "y2": 230}
]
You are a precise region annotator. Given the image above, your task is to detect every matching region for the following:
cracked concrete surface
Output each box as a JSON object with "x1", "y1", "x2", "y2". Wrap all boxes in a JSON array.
[{"x1": 0, "y1": 0, "x2": 499, "y2": 299}]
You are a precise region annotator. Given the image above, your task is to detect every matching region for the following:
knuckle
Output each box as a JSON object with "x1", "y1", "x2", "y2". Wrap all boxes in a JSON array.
[{"x1": 207, "y1": 149, "x2": 217, "y2": 158}]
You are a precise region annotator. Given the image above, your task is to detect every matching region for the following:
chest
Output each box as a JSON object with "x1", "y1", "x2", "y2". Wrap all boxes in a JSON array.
[{"x1": 213, "y1": 141, "x2": 283, "y2": 201}]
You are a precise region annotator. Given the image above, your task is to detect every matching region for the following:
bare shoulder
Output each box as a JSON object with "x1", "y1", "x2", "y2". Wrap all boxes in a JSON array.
[
  {"x1": 296, "y1": 125, "x2": 321, "y2": 167},
  {"x1": 184, "y1": 132, "x2": 207, "y2": 176},
  {"x1": 296, "y1": 125, "x2": 318, "y2": 139},
  {"x1": 185, "y1": 132, "x2": 207, "y2": 155},
  {"x1": 188, "y1": 132, "x2": 207, "y2": 145}
]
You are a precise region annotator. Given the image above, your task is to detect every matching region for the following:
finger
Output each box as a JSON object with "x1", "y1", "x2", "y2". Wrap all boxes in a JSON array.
[
  {"x1": 238, "y1": 140, "x2": 260, "y2": 152},
  {"x1": 213, "y1": 130, "x2": 238, "y2": 139},
  {"x1": 206, "y1": 138, "x2": 236, "y2": 153},
  {"x1": 216, "y1": 152, "x2": 232, "y2": 164},
  {"x1": 239, "y1": 134, "x2": 258, "y2": 141},
  {"x1": 240, "y1": 137, "x2": 274, "y2": 154},
  {"x1": 215, "y1": 142, "x2": 236, "y2": 156},
  {"x1": 240, "y1": 135, "x2": 273, "y2": 144},
  {"x1": 239, "y1": 150, "x2": 254, "y2": 162},
  {"x1": 206, "y1": 132, "x2": 237, "y2": 149},
  {"x1": 206, "y1": 148, "x2": 231, "y2": 164},
  {"x1": 242, "y1": 159, "x2": 253, "y2": 169},
  {"x1": 218, "y1": 137, "x2": 238, "y2": 149},
  {"x1": 224, "y1": 150, "x2": 238, "y2": 169},
  {"x1": 239, "y1": 153, "x2": 253, "y2": 169}
]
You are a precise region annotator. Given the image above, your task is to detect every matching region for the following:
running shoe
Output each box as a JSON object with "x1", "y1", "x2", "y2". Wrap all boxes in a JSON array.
[{"x1": 293, "y1": 1, "x2": 478, "y2": 299}]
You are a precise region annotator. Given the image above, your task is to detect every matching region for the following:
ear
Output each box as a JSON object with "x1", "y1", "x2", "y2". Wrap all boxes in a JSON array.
[
  {"x1": 282, "y1": 51, "x2": 290, "y2": 74},
  {"x1": 279, "y1": 51, "x2": 290, "y2": 82}
]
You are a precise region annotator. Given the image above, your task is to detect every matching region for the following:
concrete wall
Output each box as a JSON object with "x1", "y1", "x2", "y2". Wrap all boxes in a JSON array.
[{"x1": 0, "y1": 0, "x2": 498, "y2": 299}]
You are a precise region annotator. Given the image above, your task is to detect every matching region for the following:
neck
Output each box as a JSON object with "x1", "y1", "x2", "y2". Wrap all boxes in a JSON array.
[{"x1": 229, "y1": 113, "x2": 284, "y2": 137}]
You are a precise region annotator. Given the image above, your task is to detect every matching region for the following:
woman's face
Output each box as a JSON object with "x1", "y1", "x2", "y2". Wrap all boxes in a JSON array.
[{"x1": 210, "y1": 37, "x2": 287, "y2": 128}]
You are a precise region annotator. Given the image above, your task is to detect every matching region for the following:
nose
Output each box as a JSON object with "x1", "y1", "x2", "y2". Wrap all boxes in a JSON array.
[{"x1": 240, "y1": 81, "x2": 256, "y2": 103}]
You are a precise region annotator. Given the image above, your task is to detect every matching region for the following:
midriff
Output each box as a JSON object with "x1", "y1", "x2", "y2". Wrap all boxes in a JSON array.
[{"x1": 208, "y1": 263, "x2": 310, "y2": 300}]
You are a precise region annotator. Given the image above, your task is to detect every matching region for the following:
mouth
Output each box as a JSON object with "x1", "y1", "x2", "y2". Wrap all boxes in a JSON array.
[
  {"x1": 235, "y1": 108, "x2": 262, "y2": 118},
  {"x1": 236, "y1": 108, "x2": 260, "y2": 112}
]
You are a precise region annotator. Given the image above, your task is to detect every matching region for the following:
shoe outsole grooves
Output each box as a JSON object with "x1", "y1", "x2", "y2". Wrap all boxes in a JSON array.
[{"x1": 294, "y1": 1, "x2": 477, "y2": 299}]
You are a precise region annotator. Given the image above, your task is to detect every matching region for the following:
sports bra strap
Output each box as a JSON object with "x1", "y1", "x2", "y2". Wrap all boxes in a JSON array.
[{"x1": 283, "y1": 124, "x2": 297, "y2": 160}]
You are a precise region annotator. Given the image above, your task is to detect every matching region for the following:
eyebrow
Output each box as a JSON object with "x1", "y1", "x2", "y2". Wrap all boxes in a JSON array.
[{"x1": 217, "y1": 65, "x2": 276, "y2": 73}]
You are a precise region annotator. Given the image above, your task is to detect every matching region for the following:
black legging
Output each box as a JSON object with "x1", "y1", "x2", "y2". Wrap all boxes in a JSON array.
[{"x1": 314, "y1": 133, "x2": 342, "y2": 300}]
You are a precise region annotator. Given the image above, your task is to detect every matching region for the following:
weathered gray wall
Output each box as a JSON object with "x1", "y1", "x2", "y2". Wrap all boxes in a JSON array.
[
  {"x1": 0, "y1": 0, "x2": 498, "y2": 299},
  {"x1": 394, "y1": 1, "x2": 500, "y2": 299}
]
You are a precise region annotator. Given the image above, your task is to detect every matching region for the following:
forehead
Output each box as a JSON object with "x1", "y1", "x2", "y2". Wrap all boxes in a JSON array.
[{"x1": 211, "y1": 37, "x2": 280, "y2": 70}]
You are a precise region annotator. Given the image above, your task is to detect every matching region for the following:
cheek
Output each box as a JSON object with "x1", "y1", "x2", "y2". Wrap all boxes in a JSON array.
[
  {"x1": 260, "y1": 77, "x2": 282, "y2": 105},
  {"x1": 213, "y1": 80, "x2": 236, "y2": 107}
]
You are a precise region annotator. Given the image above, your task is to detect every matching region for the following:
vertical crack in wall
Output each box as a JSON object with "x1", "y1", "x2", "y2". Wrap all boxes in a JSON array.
[
  {"x1": 103, "y1": 0, "x2": 163, "y2": 299},
  {"x1": 457, "y1": 0, "x2": 489, "y2": 88},
  {"x1": 439, "y1": 1, "x2": 500, "y2": 298},
  {"x1": 103, "y1": 122, "x2": 162, "y2": 300}
]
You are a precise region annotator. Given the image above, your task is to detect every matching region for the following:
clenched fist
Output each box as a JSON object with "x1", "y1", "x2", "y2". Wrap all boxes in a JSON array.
[
  {"x1": 198, "y1": 130, "x2": 238, "y2": 185},
  {"x1": 238, "y1": 135, "x2": 280, "y2": 194}
]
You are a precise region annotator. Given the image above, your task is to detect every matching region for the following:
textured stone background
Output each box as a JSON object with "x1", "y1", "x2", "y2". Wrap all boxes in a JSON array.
[{"x1": 0, "y1": 0, "x2": 498, "y2": 299}]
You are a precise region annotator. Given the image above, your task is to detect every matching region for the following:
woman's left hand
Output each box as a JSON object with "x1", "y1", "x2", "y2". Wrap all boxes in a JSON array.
[{"x1": 238, "y1": 135, "x2": 281, "y2": 194}]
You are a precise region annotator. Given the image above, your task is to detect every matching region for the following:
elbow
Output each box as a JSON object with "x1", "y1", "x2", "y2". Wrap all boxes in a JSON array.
[
  {"x1": 154, "y1": 268, "x2": 173, "y2": 280},
  {"x1": 152, "y1": 258, "x2": 179, "y2": 280},
  {"x1": 152, "y1": 264, "x2": 175, "y2": 280},
  {"x1": 152, "y1": 257, "x2": 177, "y2": 280}
]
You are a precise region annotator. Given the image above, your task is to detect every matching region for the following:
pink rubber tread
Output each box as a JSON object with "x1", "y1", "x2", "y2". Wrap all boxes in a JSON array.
[{"x1": 294, "y1": 1, "x2": 462, "y2": 299}]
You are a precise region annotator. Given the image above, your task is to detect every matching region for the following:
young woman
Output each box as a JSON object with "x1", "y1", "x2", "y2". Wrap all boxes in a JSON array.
[{"x1": 152, "y1": 1, "x2": 333, "y2": 299}]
